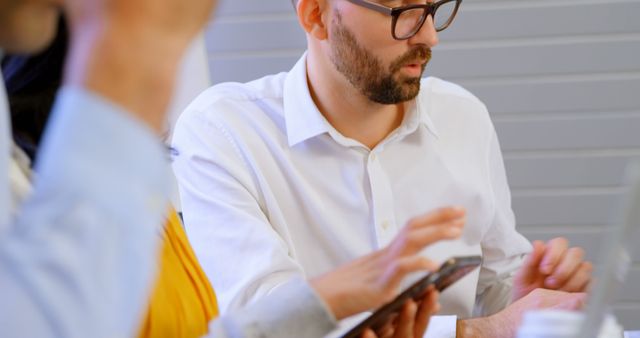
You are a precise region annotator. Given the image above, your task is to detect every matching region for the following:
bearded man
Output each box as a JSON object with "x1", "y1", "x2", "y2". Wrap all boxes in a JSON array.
[{"x1": 172, "y1": 0, "x2": 592, "y2": 337}]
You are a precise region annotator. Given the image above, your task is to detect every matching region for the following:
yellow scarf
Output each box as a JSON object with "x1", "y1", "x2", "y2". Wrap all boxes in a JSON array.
[{"x1": 138, "y1": 209, "x2": 219, "y2": 338}]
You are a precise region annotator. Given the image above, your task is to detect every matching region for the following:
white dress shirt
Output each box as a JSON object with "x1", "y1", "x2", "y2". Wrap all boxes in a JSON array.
[
  {"x1": 0, "y1": 64, "x2": 171, "y2": 337},
  {"x1": 173, "y1": 53, "x2": 533, "y2": 336}
]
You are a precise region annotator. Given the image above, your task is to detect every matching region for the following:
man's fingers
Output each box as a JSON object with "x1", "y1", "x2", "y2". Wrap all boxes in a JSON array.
[
  {"x1": 540, "y1": 237, "x2": 569, "y2": 275},
  {"x1": 523, "y1": 240, "x2": 546, "y2": 273},
  {"x1": 558, "y1": 261, "x2": 593, "y2": 292},
  {"x1": 545, "y1": 247, "x2": 585, "y2": 288},
  {"x1": 394, "y1": 219, "x2": 464, "y2": 256},
  {"x1": 406, "y1": 207, "x2": 466, "y2": 230},
  {"x1": 384, "y1": 256, "x2": 439, "y2": 292},
  {"x1": 393, "y1": 300, "x2": 417, "y2": 338},
  {"x1": 362, "y1": 329, "x2": 377, "y2": 338},
  {"x1": 377, "y1": 322, "x2": 395, "y2": 338},
  {"x1": 391, "y1": 207, "x2": 466, "y2": 256},
  {"x1": 411, "y1": 221, "x2": 463, "y2": 248},
  {"x1": 414, "y1": 288, "x2": 439, "y2": 337}
]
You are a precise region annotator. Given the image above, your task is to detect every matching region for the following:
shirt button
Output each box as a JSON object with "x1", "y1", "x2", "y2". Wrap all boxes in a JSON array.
[
  {"x1": 381, "y1": 220, "x2": 390, "y2": 230},
  {"x1": 371, "y1": 153, "x2": 377, "y2": 161}
]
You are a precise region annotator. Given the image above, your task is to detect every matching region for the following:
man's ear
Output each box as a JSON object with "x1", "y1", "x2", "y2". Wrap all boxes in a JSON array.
[{"x1": 297, "y1": 0, "x2": 329, "y2": 40}]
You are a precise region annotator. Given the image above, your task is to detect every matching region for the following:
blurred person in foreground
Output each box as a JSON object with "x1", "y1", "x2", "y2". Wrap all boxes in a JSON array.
[
  {"x1": 3, "y1": 18, "x2": 219, "y2": 338},
  {"x1": 0, "y1": 0, "x2": 217, "y2": 337},
  {"x1": 0, "y1": 1, "x2": 455, "y2": 337}
]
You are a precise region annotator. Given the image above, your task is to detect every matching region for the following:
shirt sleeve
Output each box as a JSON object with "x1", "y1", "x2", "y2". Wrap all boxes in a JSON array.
[
  {"x1": 172, "y1": 108, "x2": 307, "y2": 313},
  {"x1": 474, "y1": 126, "x2": 533, "y2": 317},
  {"x1": 206, "y1": 277, "x2": 337, "y2": 338},
  {"x1": 0, "y1": 87, "x2": 171, "y2": 338}
]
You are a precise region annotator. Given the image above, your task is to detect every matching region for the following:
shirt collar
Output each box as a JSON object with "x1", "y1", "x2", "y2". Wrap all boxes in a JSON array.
[
  {"x1": 283, "y1": 53, "x2": 332, "y2": 147},
  {"x1": 414, "y1": 83, "x2": 440, "y2": 139},
  {"x1": 283, "y1": 53, "x2": 440, "y2": 147}
]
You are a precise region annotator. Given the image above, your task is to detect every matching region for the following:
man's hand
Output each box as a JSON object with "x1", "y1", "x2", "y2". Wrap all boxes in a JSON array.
[
  {"x1": 62, "y1": 0, "x2": 218, "y2": 132},
  {"x1": 512, "y1": 238, "x2": 593, "y2": 301},
  {"x1": 362, "y1": 287, "x2": 440, "y2": 338},
  {"x1": 64, "y1": 0, "x2": 216, "y2": 52},
  {"x1": 311, "y1": 207, "x2": 465, "y2": 320},
  {"x1": 458, "y1": 288, "x2": 586, "y2": 338}
]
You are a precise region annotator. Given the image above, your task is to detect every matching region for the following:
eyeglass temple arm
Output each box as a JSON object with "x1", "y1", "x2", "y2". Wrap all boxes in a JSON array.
[{"x1": 345, "y1": 0, "x2": 394, "y2": 15}]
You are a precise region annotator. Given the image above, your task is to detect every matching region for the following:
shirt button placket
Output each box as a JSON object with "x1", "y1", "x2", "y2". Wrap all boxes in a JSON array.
[{"x1": 367, "y1": 151, "x2": 396, "y2": 248}]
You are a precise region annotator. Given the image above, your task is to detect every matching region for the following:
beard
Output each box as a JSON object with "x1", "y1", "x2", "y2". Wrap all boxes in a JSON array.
[{"x1": 329, "y1": 11, "x2": 431, "y2": 105}]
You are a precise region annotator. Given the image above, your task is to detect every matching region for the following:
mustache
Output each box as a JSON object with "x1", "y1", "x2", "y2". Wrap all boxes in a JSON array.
[{"x1": 390, "y1": 46, "x2": 432, "y2": 73}]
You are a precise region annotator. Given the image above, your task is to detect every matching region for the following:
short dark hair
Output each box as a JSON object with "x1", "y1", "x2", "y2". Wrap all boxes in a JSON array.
[{"x1": 1, "y1": 17, "x2": 67, "y2": 162}]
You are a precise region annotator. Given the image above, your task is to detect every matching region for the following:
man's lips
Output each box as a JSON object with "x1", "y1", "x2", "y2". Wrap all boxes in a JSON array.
[
  {"x1": 400, "y1": 61, "x2": 426, "y2": 75},
  {"x1": 401, "y1": 64, "x2": 424, "y2": 77},
  {"x1": 406, "y1": 59, "x2": 427, "y2": 67},
  {"x1": 392, "y1": 47, "x2": 432, "y2": 73}
]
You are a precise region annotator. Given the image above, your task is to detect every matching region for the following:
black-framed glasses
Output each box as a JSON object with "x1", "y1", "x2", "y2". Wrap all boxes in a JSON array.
[{"x1": 345, "y1": 0, "x2": 462, "y2": 40}]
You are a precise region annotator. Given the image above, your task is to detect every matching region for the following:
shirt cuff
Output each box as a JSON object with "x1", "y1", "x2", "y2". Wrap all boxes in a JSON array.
[
  {"x1": 424, "y1": 315, "x2": 458, "y2": 338},
  {"x1": 211, "y1": 277, "x2": 338, "y2": 338}
]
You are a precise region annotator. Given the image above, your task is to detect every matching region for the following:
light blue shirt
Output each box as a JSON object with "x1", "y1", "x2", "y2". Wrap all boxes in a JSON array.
[{"x1": 0, "y1": 62, "x2": 171, "y2": 338}]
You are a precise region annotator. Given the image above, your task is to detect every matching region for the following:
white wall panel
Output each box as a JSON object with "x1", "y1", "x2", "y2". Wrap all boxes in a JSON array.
[{"x1": 505, "y1": 154, "x2": 639, "y2": 188}]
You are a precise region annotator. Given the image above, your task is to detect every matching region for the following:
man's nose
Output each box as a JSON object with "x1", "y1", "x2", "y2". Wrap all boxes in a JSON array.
[{"x1": 408, "y1": 14, "x2": 439, "y2": 48}]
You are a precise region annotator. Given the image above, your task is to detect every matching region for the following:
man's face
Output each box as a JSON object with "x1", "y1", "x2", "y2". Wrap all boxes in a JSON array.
[
  {"x1": 327, "y1": 4, "x2": 436, "y2": 105},
  {"x1": 0, "y1": 0, "x2": 61, "y2": 53}
]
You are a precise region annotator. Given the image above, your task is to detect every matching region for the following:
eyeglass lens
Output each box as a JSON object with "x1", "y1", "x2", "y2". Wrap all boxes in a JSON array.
[{"x1": 394, "y1": 1, "x2": 457, "y2": 38}]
